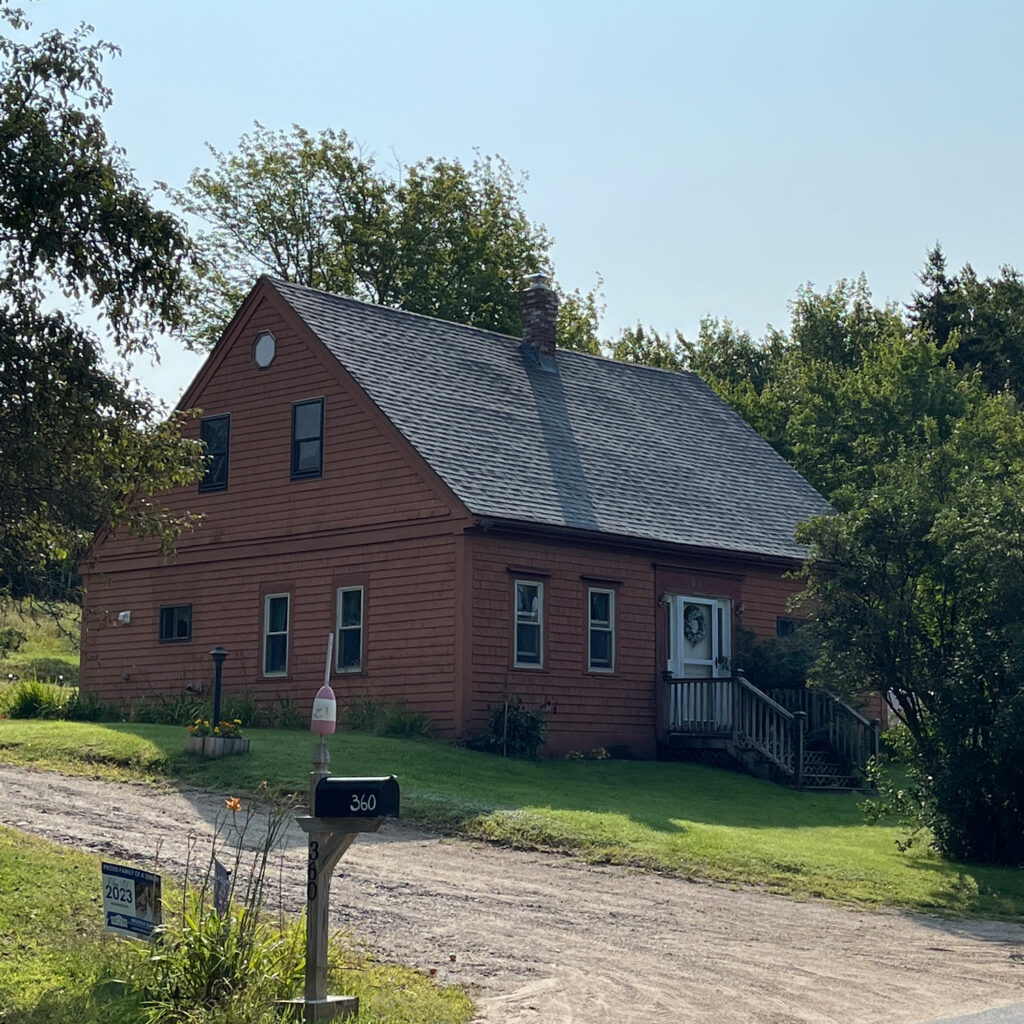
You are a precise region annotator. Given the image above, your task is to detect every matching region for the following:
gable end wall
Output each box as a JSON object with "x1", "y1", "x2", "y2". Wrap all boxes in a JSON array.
[{"x1": 81, "y1": 289, "x2": 471, "y2": 724}]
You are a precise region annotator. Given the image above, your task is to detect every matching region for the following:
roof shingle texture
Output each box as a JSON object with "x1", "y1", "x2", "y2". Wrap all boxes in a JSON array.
[{"x1": 271, "y1": 279, "x2": 828, "y2": 561}]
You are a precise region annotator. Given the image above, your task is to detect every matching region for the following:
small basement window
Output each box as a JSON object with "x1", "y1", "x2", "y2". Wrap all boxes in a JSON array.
[
  {"x1": 159, "y1": 604, "x2": 192, "y2": 642},
  {"x1": 777, "y1": 617, "x2": 807, "y2": 637}
]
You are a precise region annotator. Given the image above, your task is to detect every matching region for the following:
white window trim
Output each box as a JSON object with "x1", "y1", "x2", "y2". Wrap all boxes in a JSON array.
[
  {"x1": 666, "y1": 594, "x2": 731, "y2": 678},
  {"x1": 335, "y1": 585, "x2": 364, "y2": 673},
  {"x1": 513, "y1": 579, "x2": 544, "y2": 668},
  {"x1": 587, "y1": 587, "x2": 615, "y2": 673},
  {"x1": 263, "y1": 592, "x2": 290, "y2": 676}
]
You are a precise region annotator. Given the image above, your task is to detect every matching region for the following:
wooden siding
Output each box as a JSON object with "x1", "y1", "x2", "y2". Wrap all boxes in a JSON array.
[
  {"x1": 93, "y1": 292, "x2": 459, "y2": 566},
  {"x1": 469, "y1": 535, "x2": 809, "y2": 757},
  {"x1": 81, "y1": 285, "x2": 472, "y2": 726},
  {"x1": 734, "y1": 567, "x2": 806, "y2": 640},
  {"x1": 82, "y1": 532, "x2": 462, "y2": 729},
  {"x1": 470, "y1": 534, "x2": 659, "y2": 757}
]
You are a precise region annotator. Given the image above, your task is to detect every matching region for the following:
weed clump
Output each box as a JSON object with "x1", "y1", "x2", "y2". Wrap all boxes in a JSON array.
[
  {"x1": 343, "y1": 694, "x2": 434, "y2": 738},
  {"x1": 121, "y1": 785, "x2": 303, "y2": 1020},
  {"x1": 471, "y1": 696, "x2": 549, "y2": 759}
]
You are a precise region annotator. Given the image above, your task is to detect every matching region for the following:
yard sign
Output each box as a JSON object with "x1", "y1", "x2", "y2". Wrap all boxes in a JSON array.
[{"x1": 101, "y1": 862, "x2": 162, "y2": 939}]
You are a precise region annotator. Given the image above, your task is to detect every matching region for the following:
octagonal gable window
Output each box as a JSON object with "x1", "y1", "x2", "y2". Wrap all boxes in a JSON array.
[{"x1": 252, "y1": 331, "x2": 276, "y2": 369}]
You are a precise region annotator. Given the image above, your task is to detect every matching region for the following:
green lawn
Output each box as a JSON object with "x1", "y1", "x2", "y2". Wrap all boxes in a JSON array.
[
  {"x1": 0, "y1": 825, "x2": 472, "y2": 1023},
  {"x1": 2, "y1": 719, "x2": 1022, "y2": 921},
  {"x1": 0, "y1": 603, "x2": 80, "y2": 685}
]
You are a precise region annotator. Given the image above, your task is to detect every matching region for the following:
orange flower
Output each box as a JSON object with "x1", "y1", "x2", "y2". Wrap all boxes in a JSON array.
[{"x1": 225, "y1": 796, "x2": 241, "y2": 812}]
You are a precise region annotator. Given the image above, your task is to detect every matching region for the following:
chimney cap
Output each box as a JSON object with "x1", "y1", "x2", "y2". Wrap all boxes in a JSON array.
[{"x1": 524, "y1": 271, "x2": 552, "y2": 291}]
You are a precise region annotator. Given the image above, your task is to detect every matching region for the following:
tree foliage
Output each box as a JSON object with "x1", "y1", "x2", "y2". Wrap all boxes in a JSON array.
[
  {"x1": 675, "y1": 253, "x2": 1024, "y2": 863},
  {"x1": 611, "y1": 323, "x2": 686, "y2": 370},
  {"x1": 798, "y1": 386, "x2": 1024, "y2": 863},
  {"x1": 555, "y1": 278, "x2": 604, "y2": 355},
  {"x1": 0, "y1": 7, "x2": 204, "y2": 602},
  {"x1": 910, "y1": 244, "x2": 1024, "y2": 401},
  {"x1": 168, "y1": 123, "x2": 606, "y2": 350}
]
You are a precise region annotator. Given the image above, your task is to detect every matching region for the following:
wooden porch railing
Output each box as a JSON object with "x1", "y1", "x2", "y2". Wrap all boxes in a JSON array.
[
  {"x1": 665, "y1": 676, "x2": 880, "y2": 785},
  {"x1": 666, "y1": 675, "x2": 798, "y2": 778},
  {"x1": 766, "y1": 686, "x2": 879, "y2": 776}
]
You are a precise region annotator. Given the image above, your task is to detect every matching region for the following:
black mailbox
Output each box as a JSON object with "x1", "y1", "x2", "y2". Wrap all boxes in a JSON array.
[{"x1": 314, "y1": 776, "x2": 400, "y2": 819}]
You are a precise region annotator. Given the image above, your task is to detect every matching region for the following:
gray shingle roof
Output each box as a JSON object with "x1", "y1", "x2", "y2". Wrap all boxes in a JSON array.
[{"x1": 270, "y1": 278, "x2": 828, "y2": 561}]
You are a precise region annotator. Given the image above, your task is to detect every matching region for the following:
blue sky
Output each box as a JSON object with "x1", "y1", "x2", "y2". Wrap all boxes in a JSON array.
[{"x1": 27, "y1": 0, "x2": 1024, "y2": 404}]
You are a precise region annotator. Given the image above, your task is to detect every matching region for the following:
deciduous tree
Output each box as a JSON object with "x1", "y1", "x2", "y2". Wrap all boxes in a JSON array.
[
  {"x1": 0, "y1": 7, "x2": 204, "y2": 602},
  {"x1": 673, "y1": 260, "x2": 1024, "y2": 863},
  {"x1": 610, "y1": 323, "x2": 685, "y2": 370},
  {"x1": 799, "y1": 383, "x2": 1024, "y2": 864},
  {"x1": 168, "y1": 123, "x2": 601, "y2": 348}
]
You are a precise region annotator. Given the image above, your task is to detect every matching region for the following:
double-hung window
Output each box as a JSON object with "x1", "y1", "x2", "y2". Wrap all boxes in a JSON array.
[
  {"x1": 335, "y1": 586, "x2": 364, "y2": 672},
  {"x1": 514, "y1": 580, "x2": 543, "y2": 667},
  {"x1": 159, "y1": 604, "x2": 192, "y2": 642},
  {"x1": 263, "y1": 593, "x2": 290, "y2": 675},
  {"x1": 198, "y1": 414, "x2": 230, "y2": 492},
  {"x1": 291, "y1": 398, "x2": 323, "y2": 479},
  {"x1": 587, "y1": 588, "x2": 614, "y2": 672}
]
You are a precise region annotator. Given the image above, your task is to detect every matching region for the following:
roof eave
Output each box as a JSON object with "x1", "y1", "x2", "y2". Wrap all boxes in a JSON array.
[{"x1": 469, "y1": 516, "x2": 810, "y2": 571}]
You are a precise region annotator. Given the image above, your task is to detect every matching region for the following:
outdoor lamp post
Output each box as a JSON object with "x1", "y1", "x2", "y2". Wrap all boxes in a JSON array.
[{"x1": 209, "y1": 645, "x2": 228, "y2": 731}]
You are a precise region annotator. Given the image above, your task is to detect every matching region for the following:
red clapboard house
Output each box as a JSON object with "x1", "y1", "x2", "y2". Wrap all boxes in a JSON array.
[{"x1": 80, "y1": 274, "x2": 876, "y2": 783}]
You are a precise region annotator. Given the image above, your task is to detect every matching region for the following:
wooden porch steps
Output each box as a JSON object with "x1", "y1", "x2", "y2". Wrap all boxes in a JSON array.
[
  {"x1": 799, "y1": 749, "x2": 865, "y2": 790},
  {"x1": 663, "y1": 735, "x2": 866, "y2": 790}
]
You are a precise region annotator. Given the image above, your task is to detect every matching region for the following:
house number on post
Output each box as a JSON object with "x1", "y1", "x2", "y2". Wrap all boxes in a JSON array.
[{"x1": 307, "y1": 840, "x2": 319, "y2": 901}]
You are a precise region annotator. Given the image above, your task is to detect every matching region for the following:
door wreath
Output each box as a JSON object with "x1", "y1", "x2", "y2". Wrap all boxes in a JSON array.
[{"x1": 683, "y1": 605, "x2": 707, "y2": 646}]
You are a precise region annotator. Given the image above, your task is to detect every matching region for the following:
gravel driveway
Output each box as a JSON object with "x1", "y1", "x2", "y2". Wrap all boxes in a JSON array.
[{"x1": 2, "y1": 764, "x2": 1022, "y2": 1024}]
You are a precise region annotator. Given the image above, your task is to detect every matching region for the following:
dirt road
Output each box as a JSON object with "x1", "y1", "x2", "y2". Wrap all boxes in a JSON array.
[{"x1": 2, "y1": 764, "x2": 1022, "y2": 1024}]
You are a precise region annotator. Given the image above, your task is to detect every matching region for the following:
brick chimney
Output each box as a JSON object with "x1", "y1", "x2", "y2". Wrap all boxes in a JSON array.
[{"x1": 521, "y1": 272, "x2": 558, "y2": 364}]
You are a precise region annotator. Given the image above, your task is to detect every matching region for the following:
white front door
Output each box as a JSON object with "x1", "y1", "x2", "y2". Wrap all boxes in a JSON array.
[
  {"x1": 667, "y1": 595, "x2": 731, "y2": 678},
  {"x1": 666, "y1": 595, "x2": 733, "y2": 729}
]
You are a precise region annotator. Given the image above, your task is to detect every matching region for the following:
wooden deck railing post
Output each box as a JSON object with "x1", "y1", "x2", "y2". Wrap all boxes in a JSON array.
[
  {"x1": 730, "y1": 677, "x2": 739, "y2": 748},
  {"x1": 794, "y1": 711, "x2": 807, "y2": 788}
]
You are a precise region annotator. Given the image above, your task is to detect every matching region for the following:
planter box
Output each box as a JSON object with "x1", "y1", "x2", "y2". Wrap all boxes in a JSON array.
[{"x1": 185, "y1": 734, "x2": 250, "y2": 758}]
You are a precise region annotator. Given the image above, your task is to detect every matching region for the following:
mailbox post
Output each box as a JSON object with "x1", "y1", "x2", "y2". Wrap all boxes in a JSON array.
[
  {"x1": 282, "y1": 646, "x2": 399, "y2": 1023},
  {"x1": 290, "y1": 769, "x2": 400, "y2": 1021}
]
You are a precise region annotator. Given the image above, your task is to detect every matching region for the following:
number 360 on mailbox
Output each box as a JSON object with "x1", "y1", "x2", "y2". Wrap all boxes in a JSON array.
[{"x1": 313, "y1": 776, "x2": 400, "y2": 820}]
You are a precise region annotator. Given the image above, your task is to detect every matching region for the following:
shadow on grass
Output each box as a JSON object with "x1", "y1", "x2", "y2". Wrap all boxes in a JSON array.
[
  {"x1": 1, "y1": 987, "x2": 133, "y2": 1024},
  {"x1": 6, "y1": 720, "x2": 1024, "y2": 920},
  {"x1": 895, "y1": 856, "x2": 1024, "y2": 934}
]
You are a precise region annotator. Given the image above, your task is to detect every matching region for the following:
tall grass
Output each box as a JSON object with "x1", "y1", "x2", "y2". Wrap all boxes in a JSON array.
[
  {"x1": 2, "y1": 677, "x2": 77, "y2": 718},
  {"x1": 343, "y1": 694, "x2": 434, "y2": 738}
]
